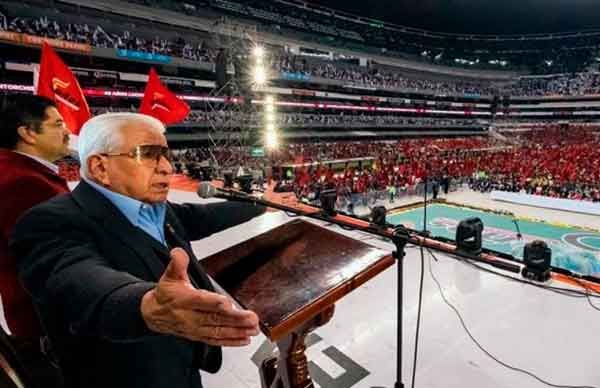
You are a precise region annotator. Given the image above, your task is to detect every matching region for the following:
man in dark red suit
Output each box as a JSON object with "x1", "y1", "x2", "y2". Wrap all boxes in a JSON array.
[{"x1": 0, "y1": 95, "x2": 71, "y2": 379}]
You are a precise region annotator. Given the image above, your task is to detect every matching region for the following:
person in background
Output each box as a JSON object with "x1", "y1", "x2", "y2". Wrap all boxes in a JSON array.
[{"x1": 0, "y1": 94, "x2": 71, "y2": 387}]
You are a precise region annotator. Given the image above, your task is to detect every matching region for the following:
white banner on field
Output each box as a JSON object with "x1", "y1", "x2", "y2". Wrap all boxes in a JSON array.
[{"x1": 491, "y1": 190, "x2": 600, "y2": 216}]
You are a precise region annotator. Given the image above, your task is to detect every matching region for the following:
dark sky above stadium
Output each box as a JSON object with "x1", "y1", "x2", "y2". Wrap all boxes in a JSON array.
[{"x1": 309, "y1": 0, "x2": 600, "y2": 34}]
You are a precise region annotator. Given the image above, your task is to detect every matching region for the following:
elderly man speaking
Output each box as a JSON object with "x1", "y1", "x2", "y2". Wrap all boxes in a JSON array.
[{"x1": 10, "y1": 113, "x2": 267, "y2": 388}]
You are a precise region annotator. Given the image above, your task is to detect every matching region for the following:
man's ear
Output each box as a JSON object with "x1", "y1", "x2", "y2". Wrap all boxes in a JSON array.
[
  {"x1": 87, "y1": 155, "x2": 111, "y2": 186},
  {"x1": 16, "y1": 125, "x2": 38, "y2": 146}
]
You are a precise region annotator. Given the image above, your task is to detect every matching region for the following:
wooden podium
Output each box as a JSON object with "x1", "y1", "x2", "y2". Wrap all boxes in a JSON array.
[{"x1": 202, "y1": 219, "x2": 394, "y2": 388}]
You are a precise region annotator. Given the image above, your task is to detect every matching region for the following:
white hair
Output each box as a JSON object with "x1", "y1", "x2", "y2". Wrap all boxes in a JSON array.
[{"x1": 78, "y1": 113, "x2": 165, "y2": 178}]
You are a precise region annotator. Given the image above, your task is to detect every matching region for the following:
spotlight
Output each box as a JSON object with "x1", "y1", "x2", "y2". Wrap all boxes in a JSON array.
[
  {"x1": 456, "y1": 217, "x2": 483, "y2": 255},
  {"x1": 319, "y1": 188, "x2": 337, "y2": 217},
  {"x1": 236, "y1": 174, "x2": 254, "y2": 194},
  {"x1": 370, "y1": 206, "x2": 387, "y2": 227},
  {"x1": 265, "y1": 111, "x2": 276, "y2": 123},
  {"x1": 265, "y1": 95, "x2": 274, "y2": 105},
  {"x1": 266, "y1": 122, "x2": 276, "y2": 132},
  {"x1": 223, "y1": 171, "x2": 234, "y2": 188},
  {"x1": 253, "y1": 67, "x2": 267, "y2": 85},
  {"x1": 522, "y1": 240, "x2": 552, "y2": 282},
  {"x1": 265, "y1": 131, "x2": 278, "y2": 150},
  {"x1": 253, "y1": 45, "x2": 264, "y2": 58}
]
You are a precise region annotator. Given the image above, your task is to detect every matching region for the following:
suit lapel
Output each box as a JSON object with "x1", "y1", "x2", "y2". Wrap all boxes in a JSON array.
[
  {"x1": 164, "y1": 206, "x2": 215, "y2": 291},
  {"x1": 71, "y1": 181, "x2": 165, "y2": 280}
]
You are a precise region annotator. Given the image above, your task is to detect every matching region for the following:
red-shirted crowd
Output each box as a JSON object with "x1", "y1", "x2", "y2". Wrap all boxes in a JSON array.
[
  {"x1": 275, "y1": 126, "x2": 600, "y2": 202},
  {"x1": 59, "y1": 126, "x2": 600, "y2": 202}
]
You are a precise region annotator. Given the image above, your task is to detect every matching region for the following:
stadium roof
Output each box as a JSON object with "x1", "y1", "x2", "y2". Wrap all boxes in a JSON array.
[{"x1": 308, "y1": 0, "x2": 600, "y2": 35}]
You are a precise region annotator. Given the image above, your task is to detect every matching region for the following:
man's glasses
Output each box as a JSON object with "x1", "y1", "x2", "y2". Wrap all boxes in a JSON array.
[{"x1": 102, "y1": 145, "x2": 171, "y2": 167}]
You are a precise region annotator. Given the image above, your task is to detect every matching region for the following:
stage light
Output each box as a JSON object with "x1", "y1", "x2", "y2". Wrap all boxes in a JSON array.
[
  {"x1": 265, "y1": 112, "x2": 276, "y2": 124},
  {"x1": 253, "y1": 67, "x2": 267, "y2": 86},
  {"x1": 236, "y1": 174, "x2": 254, "y2": 194},
  {"x1": 223, "y1": 171, "x2": 234, "y2": 188},
  {"x1": 265, "y1": 130, "x2": 278, "y2": 150},
  {"x1": 456, "y1": 217, "x2": 483, "y2": 255},
  {"x1": 253, "y1": 45, "x2": 264, "y2": 58},
  {"x1": 265, "y1": 103, "x2": 276, "y2": 114},
  {"x1": 319, "y1": 188, "x2": 338, "y2": 217},
  {"x1": 522, "y1": 240, "x2": 552, "y2": 282},
  {"x1": 266, "y1": 122, "x2": 276, "y2": 132},
  {"x1": 370, "y1": 206, "x2": 387, "y2": 227}
]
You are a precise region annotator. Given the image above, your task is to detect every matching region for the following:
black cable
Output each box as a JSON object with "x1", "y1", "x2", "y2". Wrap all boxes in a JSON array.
[
  {"x1": 569, "y1": 277, "x2": 600, "y2": 312},
  {"x1": 466, "y1": 259, "x2": 600, "y2": 299},
  {"x1": 410, "y1": 242, "x2": 426, "y2": 388},
  {"x1": 460, "y1": 255, "x2": 600, "y2": 300},
  {"x1": 409, "y1": 172, "x2": 429, "y2": 388},
  {"x1": 428, "y1": 251, "x2": 598, "y2": 388},
  {"x1": 584, "y1": 289, "x2": 600, "y2": 312}
]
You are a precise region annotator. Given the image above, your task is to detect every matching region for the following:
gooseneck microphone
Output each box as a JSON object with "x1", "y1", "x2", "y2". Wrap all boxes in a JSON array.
[
  {"x1": 197, "y1": 181, "x2": 221, "y2": 199},
  {"x1": 197, "y1": 181, "x2": 260, "y2": 203}
]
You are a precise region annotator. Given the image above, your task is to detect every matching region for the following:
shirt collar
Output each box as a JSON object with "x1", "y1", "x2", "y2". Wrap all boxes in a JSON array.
[
  {"x1": 83, "y1": 178, "x2": 166, "y2": 229},
  {"x1": 14, "y1": 151, "x2": 59, "y2": 174}
]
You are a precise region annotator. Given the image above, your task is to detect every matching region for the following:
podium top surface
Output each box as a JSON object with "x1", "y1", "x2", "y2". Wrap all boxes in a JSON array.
[{"x1": 201, "y1": 219, "x2": 394, "y2": 341}]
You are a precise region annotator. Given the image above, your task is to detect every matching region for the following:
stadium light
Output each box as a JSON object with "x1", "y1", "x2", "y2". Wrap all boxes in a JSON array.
[
  {"x1": 370, "y1": 206, "x2": 387, "y2": 228},
  {"x1": 263, "y1": 91, "x2": 278, "y2": 150},
  {"x1": 253, "y1": 45, "x2": 264, "y2": 59},
  {"x1": 265, "y1": 111, "x2": 276, "y2": 124},
  {"x1": 456, "y1": 217, "x2": 483, "y2": 255},
  {"x1": 319, "y1": 189, "x2": 338, "y2": 217},
  {"x1": 253, "y1": 67, "x2": 267, "y2": 86},
  {"x1": 265, "y1": 130, "x2": 278, "y2": 150},
  {"x1": 522, "y1": 240, "x2": 552, "y2": 282}
]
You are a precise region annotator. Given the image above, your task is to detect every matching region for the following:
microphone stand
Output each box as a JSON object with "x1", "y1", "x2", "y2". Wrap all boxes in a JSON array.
[
  {"x1": 391, "y1": 226, "x2": 410, "y2": 388},
  {"x1": 512, "y1": 218, "x2": 523, "y2": 240}
]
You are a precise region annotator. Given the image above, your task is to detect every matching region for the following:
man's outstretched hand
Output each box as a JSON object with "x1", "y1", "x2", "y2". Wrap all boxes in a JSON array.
[{"x1": 141, "y1": 248, "x2": 260, "y2": 346}]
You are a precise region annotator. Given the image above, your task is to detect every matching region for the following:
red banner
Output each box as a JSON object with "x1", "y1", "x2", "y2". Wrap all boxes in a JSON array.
[
  {"x1": 37, "y1": 42, "x2": 91, "y2": 134},
  {"x1": 139, "y1": 68, "x2": 190, "y2": 125}
]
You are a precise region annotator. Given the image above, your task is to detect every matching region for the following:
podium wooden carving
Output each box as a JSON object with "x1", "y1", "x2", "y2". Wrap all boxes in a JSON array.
[{"x1": 202, "y1": 219, "x2": 394, "y2": 388}]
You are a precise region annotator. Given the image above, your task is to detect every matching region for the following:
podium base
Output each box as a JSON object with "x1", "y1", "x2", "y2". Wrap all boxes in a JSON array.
[{"x1": 260, "y1": 306, "x2": 335, "y2": 388}]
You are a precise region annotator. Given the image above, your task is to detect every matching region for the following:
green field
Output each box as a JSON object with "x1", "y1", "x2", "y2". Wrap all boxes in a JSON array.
[{"x1": 387, "y1": 203, "x2": 600, "y2": 276}]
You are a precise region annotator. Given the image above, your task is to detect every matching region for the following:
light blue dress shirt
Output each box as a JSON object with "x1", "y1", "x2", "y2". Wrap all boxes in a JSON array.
[{"x1": 84, "y1": 178, "x2": 167, "y2": 245}]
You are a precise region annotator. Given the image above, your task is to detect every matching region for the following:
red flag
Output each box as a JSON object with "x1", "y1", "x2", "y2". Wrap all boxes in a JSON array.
[
  {"x1": 37, "y1": 42, "x2": 91, "y2": 135},
  {"x1": 139, "y1": 68, "x2": 190, "y2": 125}
]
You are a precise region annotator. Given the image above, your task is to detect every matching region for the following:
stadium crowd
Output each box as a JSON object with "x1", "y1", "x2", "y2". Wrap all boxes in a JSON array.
[
  {"x1": 3, "y1": 14, "x2": 216, "y2": 62},
  {"x1": 167, "y1": 127, "x2": 600, "y2": 203},
  {"x1": 3, "y1": 12, "x2": 600, "y2": 98},
  {"x1": 511, "y1": 71, "x2": 600, "y2": 97},
  {"x1": 272, "y1": 55, "x2": 497, "y2": 95},
  {"x1": 90, "y1": 108, "x2": 481, "y2": 127}
]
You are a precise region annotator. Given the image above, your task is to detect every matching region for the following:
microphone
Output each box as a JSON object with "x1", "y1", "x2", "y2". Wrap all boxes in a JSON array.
[
  {"x1": 196, "y1": 182, "x2": 257, "y2": 203},
  {"x1": 493, "y1": 209, "x2": 523, "y2": 240},
  {"x1": 197, "y1": 181, "x2": 220, "y2": 199}
]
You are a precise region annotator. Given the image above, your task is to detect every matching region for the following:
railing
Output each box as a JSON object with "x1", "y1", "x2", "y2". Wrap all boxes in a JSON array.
[{"x1": 303, "y1": 179, "x2": 467, "y2": 214}]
